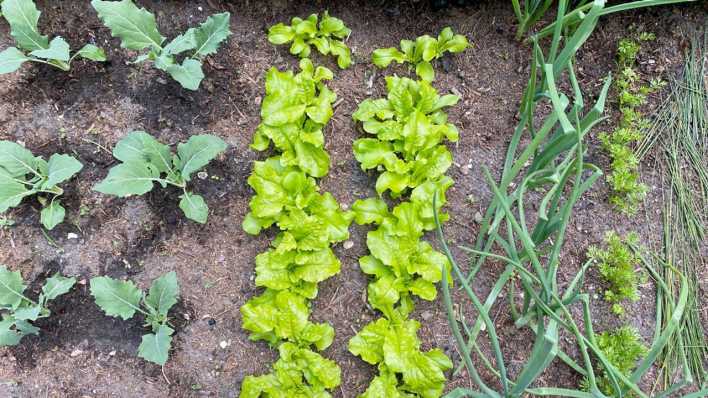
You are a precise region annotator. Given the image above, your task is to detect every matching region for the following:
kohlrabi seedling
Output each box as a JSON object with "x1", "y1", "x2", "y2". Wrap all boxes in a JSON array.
[
  {"x1": 92, "y1": 0, "x2": 231, "y2": 90},
  {"x1": 90, "y1": 272, "x2": 179, "y2": 365},
  {"x1": 0, "y1": 0, "x2": 106, "y2": 74},
  {"x1": 0, "y1": 265, "x2": 76, "y2": 346},
  {"x1": 94, "y1": 131, "x2": 226, "y2": 224},
  {"x1": 0, "y1": 141, "x2": 83, "y2": 230}
]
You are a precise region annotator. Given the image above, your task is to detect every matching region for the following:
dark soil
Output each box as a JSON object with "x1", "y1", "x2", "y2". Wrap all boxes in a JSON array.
[{"x1": 0, "y1": 1, "x2": 705, "y2": 397}]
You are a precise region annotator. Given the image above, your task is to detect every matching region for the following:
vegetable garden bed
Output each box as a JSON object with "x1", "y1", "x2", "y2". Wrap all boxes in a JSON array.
[{"x1": 0, "y1": 1, "x2": 705, "y2": 397}]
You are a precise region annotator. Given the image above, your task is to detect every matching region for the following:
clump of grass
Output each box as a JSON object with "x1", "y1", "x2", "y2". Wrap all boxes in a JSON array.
[
  {"x1": 636, "y1": 29, "x2": 708, "y2": 388},
  {"x1": 600, "y1": 36, "x2": 664, "y2": 215},
  {"x1": 582, "y1": 326, "x2": 649, "y2": 396},
  {"x1": 588, "y1": 231, "x2": 644, "y2": 315}
]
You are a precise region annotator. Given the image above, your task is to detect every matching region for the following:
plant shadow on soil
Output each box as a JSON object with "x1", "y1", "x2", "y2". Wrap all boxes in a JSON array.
[{"x1": 9, "y1": 260, "x2": 195, "y2": 371}]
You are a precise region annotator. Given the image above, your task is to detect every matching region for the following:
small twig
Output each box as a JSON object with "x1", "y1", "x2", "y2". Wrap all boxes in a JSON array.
[
  {"x1": 80, "y1": 137, "x2": 112, "y2": 155},
  {"x1": 161, "y1": 366, "x2": 171, "y2": 385}
]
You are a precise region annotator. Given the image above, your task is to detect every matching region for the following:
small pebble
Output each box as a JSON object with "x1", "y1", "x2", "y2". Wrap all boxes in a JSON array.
[
  {"x1": 473, "y1": 212, "x2": 483, "y2": 224},
  {"x1": 421, "y1": 310, "x2": 433, "y2": 321},
  {"x1": 70, "y1": 349, "x2": 83, "y2": 357},
  {"x1": 343, "y1": 240, "x2": 354, "y2": 250},
  {"x1": 67, "y1": 233, "x2": 79, "y2": 240},
  {"x1": 109, "y1": 350, "x2": 116, "y2": 356},
  {"x1": 197, "y1": 171, "x2": 208, "y2": 180},
  {"x1": 219, "y1": 340, "x2": 231, "y2": 349}
]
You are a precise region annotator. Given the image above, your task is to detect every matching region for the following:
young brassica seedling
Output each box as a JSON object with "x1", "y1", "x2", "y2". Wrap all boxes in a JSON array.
[
  {"x1": 94, "y1": 132, "x2": 226, "y2": 224},
  {"x1": 371, "y1": 27, "x2": 468, "y2": 82},
  {"x1": 267, "y1": 11, "x2": 352, "y2": 69},
  {"x1": 0, "y1": 141, "x2": 83, "y2": 230},
  {"x1": 91, "y1": 0, "x2": 231, "y2": 90},
  {"x1": 0, "y1": 0, "x2": 106, "y2": 74},
  {"x1": 90, "y1": 272, "x2": 179, "y2": 365},
  {"x1": 0, "y1": 265, "x2": 76, "y2": 346}
]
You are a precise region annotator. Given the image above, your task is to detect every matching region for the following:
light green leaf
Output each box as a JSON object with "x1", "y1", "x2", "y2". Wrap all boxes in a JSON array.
[
  {"x1": 267, "y1": 23, "x2": 294, "y2": 45},
  {"x1": 174, "y1": 134, "x2": 226, "y2": 180},
  {"x1": 165, "y1": 58, "x2": 204, "y2": 91},
  {"x1": 75, "y1": 44, "x2": 107, "y2": 61},
  {"x1": 293, "y1": 141, "x2": 329, "y2": 178},
  {"x1": 0, "y1": 47, "x2": 29, "y2": 73},
  {"x1": 43, "y1": 153, "x2": 83, "y2": 188},
  {"x1": 0, "y1": 168, "x2": 30, "y2": 213},
  {"x1": 91, "y1": 0, "x2": 165, "y2": 51},
  {"x1": 1, "y1": 0, "x2": 49, "y2": 52},
  {"x1": 0, "y1": 140, "x2": 39, "y2": 177},
  {"x1": 352, "y1": 197, "x2": 389, "y2": 225},
  {"x1": 0, "y1": 266, "x2": 26, "y2": 309},
  {"x1": 29, "y1": 36, "x2": 70, "y2": 61},
  {"x1": 372, "y1": 47, "x2": 406, "y2": 68},
  {"x1": 349, "y1": 317, "x2": 389, "y2": 365},
  {"x1": 415, "y1": 61, "x2": 434, "y2": 82},
  {"x1": 415, "y1": 35, "x2": 438, "y2": 62},
  {"x1": 144, "y1": 271, "x2": 179, "y2": 317},
  {"x1": 41, "y1": 273, "x2": 76, "y2": 301},
  {"x1": 89, "y1": 276, "x2": 143, "y2": 320},
  {"x1": 0, "y1": 317, "x2": 24, "y2": 346},
  {"x1": 191, "y1": 12, "x2": 231, "y2": 58},
  {"x1": 40, "y1": 200, "x2": 65, "y2": 230},
  {"x1": 382, "y1": 319, "x2": 420, "y2": 371},
  {"x1": 94, "y1": 161, "x2": 158, "y2": 197},
  {"x1": 162, "y1": 31, "x2": 196, "y2": 56},
  {"x1": 138, "y1": 324, "x2": 173, "y2": 365},
  {"x1": 112, "y1": 131, "x2": 172, "y2": 173},
  {"x1": 13, "y1": 303, "x2": 41, "y2": 321},
  {"x1": 329, "y1": 39, "x2": 351, "y2": 69},
  {"x1": 179, "y1": 192, "x2": 208, "y2": 223}
]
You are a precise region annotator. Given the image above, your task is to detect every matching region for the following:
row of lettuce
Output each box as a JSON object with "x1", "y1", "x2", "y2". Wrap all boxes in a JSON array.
[{"x1": 238, "y1": 12, "x2": 469, "y2": 398}]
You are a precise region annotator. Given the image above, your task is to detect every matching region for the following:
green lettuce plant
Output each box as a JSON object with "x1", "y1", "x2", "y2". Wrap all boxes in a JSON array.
[
  {"x1": 267, "y1": 11, "x2": 351, "y2": 69},
  {"x1": 239, "y1": 51, "x2": 351, "y2": 397},
  {"x1": 250, "y1": 58, "x2": 336, "y2": 178},
  {"x1": 94, "y1": 131, "x2": 226, "y2": 224},
  {"x1": 0, "y1": 0, "x2": 106, "y2": 74},
  {"x1": 371, "y1": 27, "x2": 468, "y2": 81},
  {"x1": 0, "y1": 140, "x2": 83, "y2": 230},
  {"x1": 0, "y1": 265, "x2": 75, "y2": 346},
  {"x1": 352, "y1": 76, "x2": 459, "y2": 197},
  {"x1": 90, "y1": 272, "x2": 179, "y2": 365},
  {"x1": 91, "y1": 0, "x2": 231, "y2": 90},
  {"x1": 348, "y1": 61, "x2": 457, "y2": 397}
]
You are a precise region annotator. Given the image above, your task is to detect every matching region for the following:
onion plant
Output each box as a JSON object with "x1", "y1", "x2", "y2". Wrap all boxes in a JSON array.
[
  {"x1": 435, "y1": 1, "x2": 705, "y2": 396},
  {"x1": 512, "y1": 0, "x2": 695, "y2": 40}
]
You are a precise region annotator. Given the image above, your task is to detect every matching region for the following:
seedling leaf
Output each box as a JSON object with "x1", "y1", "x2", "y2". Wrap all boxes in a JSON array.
[
  {"x1": 0, "y1": 266, "x2": 26, "y2": 309},
  {"x1": 41, "y1": 273, "x2": 76, "y2": 302},
  {"x1": 75, "y1": 44, "x2": 107, "y2": 61},
  {"x1": 138, "y1": 324, "x2": 173, "y2": 365},
  {"x1": 93, "y1": 162, "x2": 158, "y2": 197},
  {"x1": 90, "y1": 276, "x2": 142, "y2": 320},
  {"x1": 0, "y1": 47, "x2": 29, "y2": 73},
  {"x1": 191, "y1": 12, "x2": 231, "y2": 58},
  {"x1": 40, "y1": 200, "x2": 65, "y2": 230},
  {"x1": 44, "y1": 153, "x2": 83, "y2": 188},
  {"x1": 1, "y1": 0, "x2": 48, "y2": 52},
  {"x1": 174, "y1": 134, "x2": 226, "y2": 180},
  {"x1": 29, "y1": 36, "x2": 70, "y2": 61},
  {"x1": 91, "y1": 0, "x2": 165, "y2": 51},
  {"x1": 179, "y1": 192, "x2": 208, "y2": 224},
  {"x1": 145, "y1": 271, "x2": 179, "y2": 317}
]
